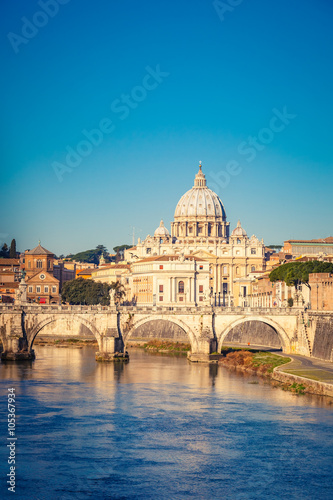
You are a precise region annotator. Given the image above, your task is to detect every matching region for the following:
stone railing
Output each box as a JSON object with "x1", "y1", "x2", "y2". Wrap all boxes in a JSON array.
[{"x1": 0, "y1": 303, "x2": 303, "y2": 315}]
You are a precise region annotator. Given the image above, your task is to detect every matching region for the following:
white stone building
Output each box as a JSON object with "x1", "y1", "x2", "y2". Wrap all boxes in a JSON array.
[
  {"x1": 125, "y1": 164, "x2": 266, "y2": 305},
  {"x1": 129, "y1": 254, "x2": 210, "y2": 306}
]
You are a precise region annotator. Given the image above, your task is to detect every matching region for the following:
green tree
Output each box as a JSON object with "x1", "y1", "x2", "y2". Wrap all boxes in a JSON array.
[
  {"x1": 61, "y1": 278, "x2": 112, "y2": 305},
  {"x1": 0, "y1": 243, "x2": 9, "y2": 258},
  {"x1": 96, "y1": 245, "x2": 107, "y2": 253},
  {"x1": 113, "y1": 244, "x2": 131, "y2": 263},
  {"x1": 9, "y1": 239, "x2": 17, "y2": 258},
  {"x1": 69, "y1": 245, "x2": 110, "y2": 264},
  {"x1": 269, "y1": 260, "x2": 333, "y2": 288},
  {"x1": 113, "y1": 244, "x2": 132, "y2": 253},
  {"x1": 266, "y1": 245, "x2": 282, "y2": 250}
]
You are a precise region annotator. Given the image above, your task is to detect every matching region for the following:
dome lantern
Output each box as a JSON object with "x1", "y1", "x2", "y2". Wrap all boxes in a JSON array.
[{"x1": 194, "y1": 162, "x2": 207, "y2": 188}]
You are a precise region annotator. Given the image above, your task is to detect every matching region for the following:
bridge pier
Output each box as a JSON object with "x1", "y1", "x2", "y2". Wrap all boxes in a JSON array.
[
  {"x1": 1, "y1": 336, "x2": 35, "y2": 361},
  {"x1": 187, "y1": 338, "x2": 218, "y2": 363},
  {"x1": 95, "y1": 337, "x2": 129, "y2": 362},
  {"x1": 1, "y1": 309, "x2": 35, "y2": 361},
  {"x1": 95, "y1": 313, "x2": 129, "y2": 362}
]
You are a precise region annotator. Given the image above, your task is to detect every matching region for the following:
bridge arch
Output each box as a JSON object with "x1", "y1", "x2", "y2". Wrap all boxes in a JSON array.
[
  {"x1": 123, "y1": 315, "x2": 198, "y2": 352},
  {"x1": 218, "y1": 316, "x2": 290, "y2": 352},
  {"x1": 27, "y1": 315, "x2": 102, "y2": 351}
]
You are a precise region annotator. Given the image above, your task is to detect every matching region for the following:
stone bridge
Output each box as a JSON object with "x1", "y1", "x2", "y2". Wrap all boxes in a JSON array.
[{"x1": 2, "y1": 303, "x2": 331, "y2": 362}]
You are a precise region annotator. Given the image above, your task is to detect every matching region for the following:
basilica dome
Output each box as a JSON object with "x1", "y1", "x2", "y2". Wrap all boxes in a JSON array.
[
  {"x1": 171, "y1": 163, "x2": 229, "y2": 240},
  {"x1": 174, "y1": 165, "x2": 226, "y2": 219},
  {"x1": 231, "y1": 220, "x2": 247, "y2": 237},
  {"x1": 154, "y1": 220, "x2": 170, "y2": 237}
]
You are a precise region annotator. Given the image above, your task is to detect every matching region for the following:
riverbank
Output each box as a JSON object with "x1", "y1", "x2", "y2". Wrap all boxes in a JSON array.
[
  {"x1": 131, "y1": 339, "x2": 191, "y2": 355},
  {"x1": 34, "y1": 338, "x2": 98, "y2": 348},
  {"x1": 218, "y1": 348, "x2": 333, "y2": 397}
]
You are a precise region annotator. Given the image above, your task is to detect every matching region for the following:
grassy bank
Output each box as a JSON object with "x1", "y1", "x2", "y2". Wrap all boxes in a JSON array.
[
  {"x1": 219, "y1": 349, "x2": 312, "y2": 395},
  {"x1": 138, "y1": 340, "x2": 191, "y2": 354},
  {"x1": 34, "y1": 338, "x2": 98, "y2": 347}
]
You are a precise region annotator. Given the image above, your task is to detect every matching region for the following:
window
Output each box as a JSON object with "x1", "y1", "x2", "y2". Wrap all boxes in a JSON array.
[
  {"x1": 36, "y1": 286, "x2": 41, "y2": 293},
  {"x1": 223, "y1": 266, "x2": 228, "y2": 275},
  {"x1": 179, "y1": 296, "x2": 184, "y2": 301},
  {"x1": 147, "y1": 248, "x2": 151, "y2": 254},
  {"x1": 52, "y1": 286, "x2": 57, "y2": 293},
  {"x1": 236, "y1": 267, "x2": 240, "y2": 276},
  {"x1": 198, "y1": 226, "x2": 202, "y2": 234},
  {"x1": 159, "y1": 284, "x2": 163, "y2": 293},
  {"x1": 199, "y1": 296, "x2": 203, "y2": 302},
  {"x1": 44, "y1": 286, "x2": 49, "y2": 293},
  {"x1": 237, "y1": 239, "x2": 241, "y2": 244},
  {"x1": 159, "y1": 265, "x2": 163, "y2": 270},
  {"x1": 48, "y1": 260, "x2": 52, "y2": 268},
  {"x1": 159, "y1": 296, "x2": 163, "y2": 301},
  {"x1": 178, "y1": 281, "x2": 184, "y2": 294},
  {"x1": 37, "y1": 260, "x2": 43, "y2": 268},
  {"x1": 28, "y1": 286, "x2": 33, "y2": 293},
  {"x1": 160, "y1": 238, "x2": 163, "y2": 244},
  {"x1": 199, "y1": 285, "x2": 203, "y2": 293},
  {"x1": 251, "y1": 266, "x2": 255, "y2": 272},
  {"x1": 189, "y1": 226, "x2": 192, "y2": 233},
  {"x1": 251, "y1": 248, "x2": 256, "y2": 255},
  {"x1": 28, "y1": 261, "x2": 31, "y2": 269}
]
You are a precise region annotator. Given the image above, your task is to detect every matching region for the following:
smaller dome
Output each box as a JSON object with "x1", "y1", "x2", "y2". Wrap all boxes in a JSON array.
[
  {"x1": 231, "y1": 220, "x2": 247, "y2": 237},
  {"x1": 154, "y1": 220, "x2": 170, "y2": 238}
]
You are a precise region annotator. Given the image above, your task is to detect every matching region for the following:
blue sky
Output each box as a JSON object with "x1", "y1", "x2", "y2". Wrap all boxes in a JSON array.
[{"x1": 1, "y1": 0, "x2": 332, "y2": 255}]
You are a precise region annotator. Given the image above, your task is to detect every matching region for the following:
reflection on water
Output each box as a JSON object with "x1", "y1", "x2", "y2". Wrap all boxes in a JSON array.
[{"x1": 0, "y1": 346, "x2": 332, "y2": 500}]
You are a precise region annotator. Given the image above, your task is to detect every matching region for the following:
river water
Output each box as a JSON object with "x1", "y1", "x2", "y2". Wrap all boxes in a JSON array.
[{"x1": 0, "y1": 346, "x2": 332, "y2": 500}]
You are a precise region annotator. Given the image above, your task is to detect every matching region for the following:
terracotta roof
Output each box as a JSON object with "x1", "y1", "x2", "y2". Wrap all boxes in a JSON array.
[
  {"x1": 77, "y1": 269, "x2": 92, "y2": 275},
  {"x1": 0, "y1": 258, "x2": 19, "y2": 265},
  {"x1": 26, "y1": 244, "x2": 54, "y2": 255},
  {"x1": 285, "y1": 237, "x2": 333, "y2": 244}
]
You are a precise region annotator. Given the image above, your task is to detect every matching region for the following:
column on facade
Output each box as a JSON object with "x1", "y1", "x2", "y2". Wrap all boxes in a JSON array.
[
  {"x1": 189, "y1": 277, "x2": 192, "y2": 303},
  {"x1": 216, "y1": 264, "x2": 221, "y2": 295},
  {"x1": 192, "y1": 275, "x2": 196, "y2": 304},
  {"x1": 170, "y1": 277, "x2": 173, "y2": 303}
]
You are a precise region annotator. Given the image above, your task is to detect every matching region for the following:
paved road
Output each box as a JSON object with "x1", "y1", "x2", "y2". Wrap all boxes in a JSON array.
[{"x1": 222, "y1": 342, "x2": 333, "y2": 384}]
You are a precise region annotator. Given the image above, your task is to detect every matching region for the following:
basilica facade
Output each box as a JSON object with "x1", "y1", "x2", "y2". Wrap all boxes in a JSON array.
[{"x1": 125, "y1": 164, "x2": 266, "y2": 305}]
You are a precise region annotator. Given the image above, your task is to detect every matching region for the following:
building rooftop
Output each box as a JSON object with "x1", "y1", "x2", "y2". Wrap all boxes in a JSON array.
[
  {"x1": 285, "y1": 237, "x2": 333, "y2": 244},
  {"x1": 26, "y1": 243, "x2": 54, "y2": 255},
  {"x1": 77, "y1": 269, "x2": 93, "y2": 275},
  {"x1": 0, "y1": 258, "x2": 20, "y2": 266}
]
